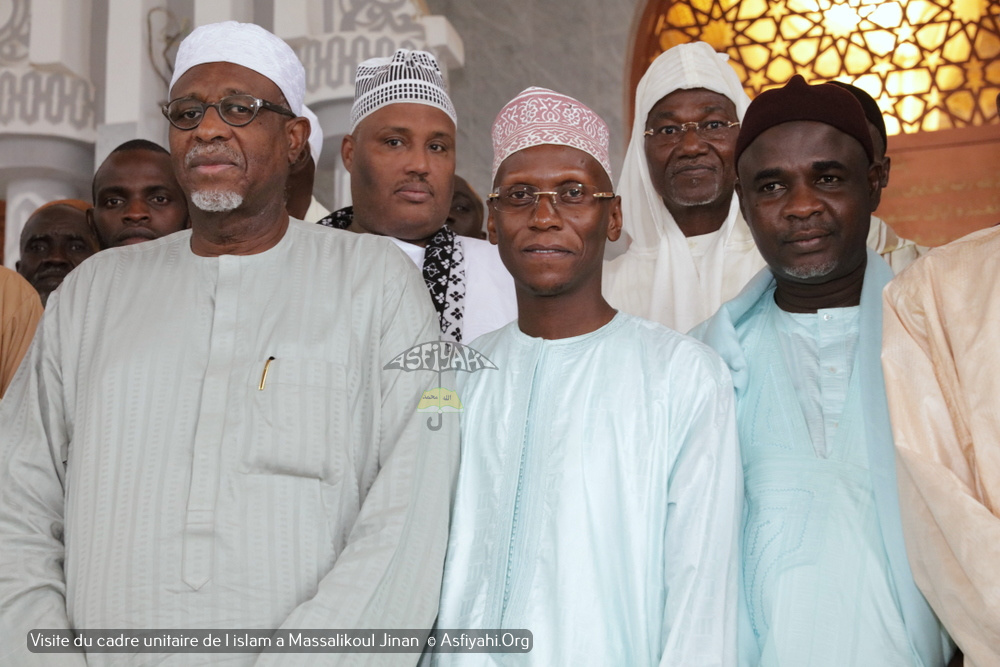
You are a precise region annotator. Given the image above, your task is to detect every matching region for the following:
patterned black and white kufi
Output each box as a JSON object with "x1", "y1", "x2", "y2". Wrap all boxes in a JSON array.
[{"x1": 349, "y1": 49, "x2": 458, "y2": 132}]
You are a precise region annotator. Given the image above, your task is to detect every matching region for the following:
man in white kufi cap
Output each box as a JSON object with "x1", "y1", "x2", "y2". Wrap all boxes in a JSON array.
[
  {"x1": 0, "y1": 21, "x2": 458, "y2": 666},
  {"x1": 320, "y1": 48, "x2": 516, "y2": 344},
  {"x1": 605, "y1": 41, "x2": 915, "y2": 333},
  {"x1": 431, "y1": 87, "x2": 741, "y2": 666}
]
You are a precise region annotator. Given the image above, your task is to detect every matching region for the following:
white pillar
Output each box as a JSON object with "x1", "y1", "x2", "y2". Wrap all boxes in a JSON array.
[
  {"x1": 29, "y1": 0, "x2": 93, "y2": 80},
  {"x1": 273, "y1": 0, "x2": 319, "y2": 41},
  {"x1": 418, "y1": 15, "x2": 465, "y2": 72},
  {"x1": 103, "y1": 0, "x2": 149, "y2": 127},
  {"x1": 193, "y1": 0, "x2": 254, "y2": 27},
  {"x1": 4, "y1": 178, "x2": 79, "y2": 268},
  {"x1": 98, "y1": 0, "x2": 169, "y2": 166}
]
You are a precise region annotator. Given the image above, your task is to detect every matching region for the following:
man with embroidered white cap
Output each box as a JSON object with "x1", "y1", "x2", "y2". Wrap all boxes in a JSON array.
[
  {"x1": 431, "y1": 87, "x2": 741, "y2": 666},
  {"x1": 605, "y1": 41, "x2": 920, "y2": 333},
  {"x1": 0, "y1": 20, "x2": 457, "y2": 666},
  {"x1": 320, "y1": 49, "x2": 516, "y2": 343}
]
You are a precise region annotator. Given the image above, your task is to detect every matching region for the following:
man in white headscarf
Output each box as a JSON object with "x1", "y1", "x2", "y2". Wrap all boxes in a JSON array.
[
  {"x1": 605, "y1": 41, "x2": 917, "y2": 333},
  {"x1": 0, "y1": 21, "x2": 457, "y2": 666},
  {"x1": 603, "y1": 42, "x2": 756, "y2": 333}
]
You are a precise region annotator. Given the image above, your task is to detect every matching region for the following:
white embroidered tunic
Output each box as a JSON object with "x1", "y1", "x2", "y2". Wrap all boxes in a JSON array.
[{"x1": 0, "y1": 221, "x2": 459, "y2": 666}]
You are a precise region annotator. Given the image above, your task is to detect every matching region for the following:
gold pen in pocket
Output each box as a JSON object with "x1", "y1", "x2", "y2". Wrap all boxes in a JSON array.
[{"x1": 258, "y1": 356, "x2": 275, "y2": 391}]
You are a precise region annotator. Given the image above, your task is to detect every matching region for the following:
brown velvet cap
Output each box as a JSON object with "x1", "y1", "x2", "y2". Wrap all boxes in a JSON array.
[{"x1": 735, "y1": 75, "x2": 874, "y2": 165}]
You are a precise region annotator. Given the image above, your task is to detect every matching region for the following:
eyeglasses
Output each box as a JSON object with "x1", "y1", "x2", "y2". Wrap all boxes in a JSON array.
[
  {"x1": 162, "y1": 94, "x2": 296, "y2": 130},
  {"x1": 488, "y1": 183, "x2": 615, "y2": 214},
  {"x1": 643, "y1": 120, "x2": 740, "y2": 147}
]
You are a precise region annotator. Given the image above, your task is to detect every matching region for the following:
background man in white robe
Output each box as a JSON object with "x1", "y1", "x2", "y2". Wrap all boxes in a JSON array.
[
  {"x1": 432, "y1": 87, "x2": 741, "y2": 667},
  {"x1": 321, "y1": 49, "x2": 516, "y2": 344},
  {"x1": 285, "y1": 104, "x2": 332, "y2": 221},
  {"x1": 16, "y1": 199, "x2": 99, "y2": 306},
  {"x1": 0, "y1": 21, "x2": 458, "y2": 666},
  {"x1": 604, "y1": 41, "x2": 756, "y2": 333},
  {"x1": 446, "y1": 175, "x2": 486, "y2": 239},
  {"x1": 88, "y1": 139, "x2": 190, "y2": 248}
]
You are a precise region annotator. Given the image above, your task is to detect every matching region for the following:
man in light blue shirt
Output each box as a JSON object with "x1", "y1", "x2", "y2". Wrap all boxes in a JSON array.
[
  {"x1": 433, "y1": 87, "x2": 742, "y2": 667},
  {"x1": 693, "y1": 76, "x2": 952, "y2": 666}
]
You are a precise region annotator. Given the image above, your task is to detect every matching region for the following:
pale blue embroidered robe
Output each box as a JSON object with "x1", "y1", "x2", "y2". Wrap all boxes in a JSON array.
[
  {"x1": 433, "y1": 313, "x2": 742, "y2": 667},
  {"x1": 693, "y1": 250, "x2": 951, "y2": 667}
]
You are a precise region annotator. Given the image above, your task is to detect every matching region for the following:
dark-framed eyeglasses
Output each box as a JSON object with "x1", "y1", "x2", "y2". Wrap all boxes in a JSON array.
[
  {"x1": 643, "y1": 120, "x2": 740, "y2": 147},
  {"x1": 488, "y1": 183, "x2": 616, "y2": 215},
  {"x1": 161, "y1": 94, "x2": 296, "y2": 130}
]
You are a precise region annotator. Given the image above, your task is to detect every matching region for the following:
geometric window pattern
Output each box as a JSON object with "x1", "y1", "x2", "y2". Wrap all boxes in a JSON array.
[{"x1": 634, "y1": 0, "x2": 1000, "y2": 135}]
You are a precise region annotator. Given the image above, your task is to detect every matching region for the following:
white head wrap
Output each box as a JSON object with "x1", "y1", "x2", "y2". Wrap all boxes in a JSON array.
[
  {"x1": 301, "y1": 105, "x2": 323, "y2": 164},
  {"x1": 491, "y1": 87, "x2": 612, "y2": 184},
  {"x1": 350, "y1": 49, "x2": 457, "y2": 132},
  {"x1": 169, "y1": 21, "x2": 305, "y2": 117},
  {"x1": 606, "y1": 41, "x2": 758, "y2": 332}
]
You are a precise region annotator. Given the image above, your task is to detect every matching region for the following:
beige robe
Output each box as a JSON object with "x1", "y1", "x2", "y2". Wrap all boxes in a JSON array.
[
  {"x1": 0, "y1": 265, "x2": 42, "y2": 397},
  {"x1": 882, "y1": 225, "x2": 1000, "y2": 667},
  {"x1": 870, "y1": 214, "x2": 922, "y2": 274}
]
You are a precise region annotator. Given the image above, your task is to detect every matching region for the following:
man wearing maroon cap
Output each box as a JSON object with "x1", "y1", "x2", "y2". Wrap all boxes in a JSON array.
[{"x1": 693, "y1": 76, "x2": 953, "y2": 666}]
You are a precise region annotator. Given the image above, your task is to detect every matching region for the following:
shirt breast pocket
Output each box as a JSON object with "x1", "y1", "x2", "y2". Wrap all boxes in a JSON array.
[{"x1": 242, "y1": 358, "x2": 352, "y2": 481}]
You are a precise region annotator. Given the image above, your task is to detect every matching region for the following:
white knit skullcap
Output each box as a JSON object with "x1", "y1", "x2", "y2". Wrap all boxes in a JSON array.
[
  {"x1": 350, "y1": 49, "x2": 457, "y2": 132},
  {"x1": 169, "y1": 21, "x2": 305, "y2": 117},
  {"x1": 301, "y1": 105, "x2": 323, "y2": 164}
]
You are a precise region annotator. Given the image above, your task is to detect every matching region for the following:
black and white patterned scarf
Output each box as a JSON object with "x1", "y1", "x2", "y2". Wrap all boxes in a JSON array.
[{"x1": 318, "y1": 207, "x2": 467, "y2": 342}]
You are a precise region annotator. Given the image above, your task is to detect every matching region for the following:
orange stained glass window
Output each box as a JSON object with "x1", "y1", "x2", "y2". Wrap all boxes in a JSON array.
[{"x1": 633, "y1": 0, "x2": 1000, "y2": 135}]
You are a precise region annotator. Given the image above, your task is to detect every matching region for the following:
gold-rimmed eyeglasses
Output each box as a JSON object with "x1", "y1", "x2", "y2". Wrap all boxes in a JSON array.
[
  {"x1": 162, "y1": 94, "x2": 296, "y2": 130},
  {"x1": 643, "y1": 120, "x2": 740, "y2": 147},
  {"x1": 488, "y1": 183, "x2": 616, "y2": 215}
]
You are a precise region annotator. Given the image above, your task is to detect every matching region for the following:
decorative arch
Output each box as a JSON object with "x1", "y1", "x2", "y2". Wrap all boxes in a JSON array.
[{"x1": 630, "y1": 0, "x2": 1000, "y2": 136}]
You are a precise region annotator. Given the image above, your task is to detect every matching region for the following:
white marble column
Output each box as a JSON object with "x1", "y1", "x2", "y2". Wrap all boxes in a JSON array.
[
  {"x1": 28, "y1": 0, "x2": 92, "y2": 80},
  {"x1": 272, "y1": 0, "x2": 316, "y2": 41},
  {"x1": 193, "y1": 0, "x2": 254, "y2": 26},
  {"x1": 96, "y1": 0, "x2": 175, "y2": 166}
]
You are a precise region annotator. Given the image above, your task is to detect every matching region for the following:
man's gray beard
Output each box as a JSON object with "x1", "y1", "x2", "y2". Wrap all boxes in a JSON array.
[
  {"x1": 190, "y1": 190, "x2": 243, "y2": 213},
  {"x1": 673, "y1": 192, "x2": 718, "y2": 207},
  {"x1": 667, "y1": 182, "x2": 723, "y2": 208},
  {"x1": 783, "y1": 258, "x2": 839, "y2": 280}
]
